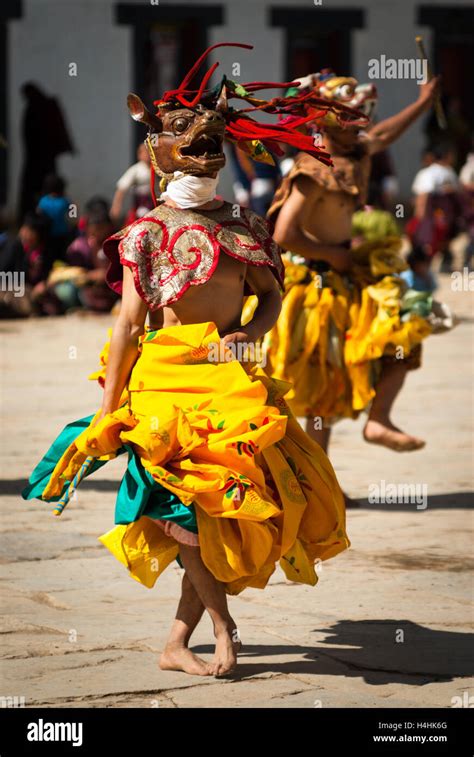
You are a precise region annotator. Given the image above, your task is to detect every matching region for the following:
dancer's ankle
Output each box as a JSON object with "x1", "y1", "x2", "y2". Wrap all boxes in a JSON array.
[{"x1": 213, "y1": 618, "x2": 236, "y2": 638}]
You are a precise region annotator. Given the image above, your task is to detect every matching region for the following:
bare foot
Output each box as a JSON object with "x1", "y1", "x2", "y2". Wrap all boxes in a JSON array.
[
  {"x1": 343, "y1": 492, "x2": 360, "y2": 509},
  {"x1": 363, "y1": 419, "x2": 425, "y2": 452},
  {"x1": 159, "y1": 644, "x2": 212, "y2": 676},
  {"x1": 210, "y1": 628, "x2": 240, "y2": 677}
]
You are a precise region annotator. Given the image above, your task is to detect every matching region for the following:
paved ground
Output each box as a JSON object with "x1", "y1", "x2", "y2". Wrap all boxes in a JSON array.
[{"x1": 1, "y1": 271, "x2": 473, "y2": 708}]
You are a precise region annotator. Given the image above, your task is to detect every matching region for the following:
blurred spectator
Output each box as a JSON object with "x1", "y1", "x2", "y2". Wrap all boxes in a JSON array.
[
  {"x1": 110, "y1": 144, "x2": 153, "y2": 224},
  {"x1": 408, "y1": 142, "x2": 462, "y2": 271},
  {"x1": 18, "y1": 82, "x2": 75, "y2": 219},
  {"x1": 0, "y1": 212, "x2": 64, "y2": 317},
  {"x1": 425, "y1": 95, "x2": 471, "y2": 171},
  {"x1": 77, "y1": 196, "x2": 112, "y2": 236},
  {"x1": 420, "y1": 146, "x2": 435, "y2": 168},
  {"x1": 400, "y1": 247, "x2": 437, "y2": 293},
  {"x1": 459, "y1": 142, "x2": 474, "y2": 270},
  {"x1": 37, "y1": 174, "x2": 75, "y2": 264},
  {"x1": 412, "y1": 143, "x2": 459, "y2": 195},
  {"x1": 228, "y1": 143, "x2": 281, "y2": 214},
  {"x1": 250, "y1": 161, "x2": 281, "y2": 217},
  {"x1": 227, "y1": 142, "x2": 251, "y2": 207},
  {"x1": 49, "y1": 207, "x2": 118, "y2": 313},
  {"x1": 400, "y1": 247, "x2": 454, "y2": 333},
  {"x1": 279, "y1": 146, "x2": 298, "y2": 178},
  {"x1": 459, "y1": 147, "x2": 474, "y2": 189},
  {"x1": 369, "y1": 150, "x2": 399, "y2": 210}
]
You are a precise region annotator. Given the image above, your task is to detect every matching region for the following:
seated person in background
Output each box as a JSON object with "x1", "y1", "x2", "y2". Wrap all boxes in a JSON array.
[
  {"x1": 77, "y1": 196, "x2": 112, "y2": 237},
  {"x1": 50, "y1": 207, "x2": 118, "y2": 313},
  {"x1": 110, "y1": 143, "x2": 153, "y2": 224},
  {"x1": 0, "y1": 212, "x2": 63, "y2": 317},
  {"x1": 400, "y1": 247, "x2": 437, "y2": 292},
  {"x1": 400, "y1": 247, "x2": 454, "y2": 333},
  {"x1": 37, "y1": 173, "x2": 75, "y2": 263}
]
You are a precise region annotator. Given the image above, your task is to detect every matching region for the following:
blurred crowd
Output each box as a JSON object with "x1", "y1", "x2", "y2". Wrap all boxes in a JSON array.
[
  {"x1": 0, "y1": 92, "x2": 472, "y2": 319},
  {"x1": 0, "y1": 143, "x2": 154, "y2": 318},
  {"x1": 407, "y1": 140, "x2": 474, "y2": 273}
]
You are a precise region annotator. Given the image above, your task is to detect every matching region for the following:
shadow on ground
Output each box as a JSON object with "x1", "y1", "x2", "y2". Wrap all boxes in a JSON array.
[
  {"x1": 353, "y1": 492, "x2": 474, "y2": 511},
  {"x1": 194, "y1": 620, "x2": 474, "y2": 685},
  {"x1": 7, "y1": 481, "x2": 474, "y2": 511},
  {"x1": 4, "y1": 479, "x2": 122, "y2": 496}
]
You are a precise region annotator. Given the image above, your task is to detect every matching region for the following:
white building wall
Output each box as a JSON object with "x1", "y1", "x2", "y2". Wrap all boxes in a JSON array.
[
  {"x1": 354, "y1": 1, "x2": 434, "y2": 206},
  {"x1": 6, "y1": 0, "x2": 471, "y2": 219},
  {"x1": 9, "y1": 0, "x2": 132, "y2": 217}
]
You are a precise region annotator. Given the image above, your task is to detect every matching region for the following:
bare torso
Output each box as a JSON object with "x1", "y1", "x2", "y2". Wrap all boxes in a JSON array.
[
  {"x1": 301, "y1": 185, "x2": 357, "y2": 244},
  {"x1": 148, "y1": 252, "x2": 247, "y2": 335},
  {"x1": 142, "y1": 197, "x2": 280, "y2": 340}
]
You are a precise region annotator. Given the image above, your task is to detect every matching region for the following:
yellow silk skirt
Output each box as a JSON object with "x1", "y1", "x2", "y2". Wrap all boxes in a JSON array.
[
  {"x1": 40, "y1": 321, "x2": 349, "y2": 594},
  {"x1": 253, "y1": 238, "x2": 432, "y2": 420}
]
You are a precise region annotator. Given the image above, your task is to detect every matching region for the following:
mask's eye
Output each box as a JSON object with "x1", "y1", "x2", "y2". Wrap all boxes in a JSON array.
[
  {"x1": 338, "y1": 84, "x2": 352, "y2": 99},
  {"x1": 173, "y1": 117, "x2": 189, "y2": 134}
]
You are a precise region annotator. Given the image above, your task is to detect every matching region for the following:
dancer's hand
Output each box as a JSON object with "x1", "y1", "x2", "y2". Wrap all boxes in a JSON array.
[
  {"x1": 220, "y1": 329, "x2": 263, "y2": 365},
  {"x1": 221, "y1": 330, "x2": 253, "y2": 347},
  {"x1": 90, "y1": 409, "x2": 107, "y2": 429},
  {"x1": 418, "y1": 76, "x2": 440, "y2": 110}
]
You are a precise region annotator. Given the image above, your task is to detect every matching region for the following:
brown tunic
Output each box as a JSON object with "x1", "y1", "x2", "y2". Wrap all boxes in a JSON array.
[{"x1": 267, "y1": 149, "x2": 372, "y2": 224}]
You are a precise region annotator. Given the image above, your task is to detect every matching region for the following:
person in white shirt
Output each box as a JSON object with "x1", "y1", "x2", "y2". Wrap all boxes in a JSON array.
[
  {"x1": 412, "y1": 144, "x2": 459, "y2": 197},
  {"x1": 411, "y1": 143, "x2": 461, "y2": 270},
  {"x1": 110, "y1": 143, "x2": 152, "y2": 223},
  {"x1": 459, "y1": 144, "x2": 474, "y2": 269},
  {"x1": 459, "y1": 149, "x2": 474, "y2": 190}
]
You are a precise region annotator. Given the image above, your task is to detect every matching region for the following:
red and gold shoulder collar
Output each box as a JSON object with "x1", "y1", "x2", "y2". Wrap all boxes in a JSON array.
[{"x1": 104, "y1": 201, "x2": 283, "y2": 310}]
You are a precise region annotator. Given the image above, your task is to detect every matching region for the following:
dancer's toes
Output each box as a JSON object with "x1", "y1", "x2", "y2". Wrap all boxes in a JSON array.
[
  {"x1": 159, "y1": 645, "x2": 212, "y2": 676},
  {"x1": 211, "y1": 629, "x2": 238, "y2": 677},
  {"x1": 363, "y1": 420, "x2": 425, "y2": 452}
]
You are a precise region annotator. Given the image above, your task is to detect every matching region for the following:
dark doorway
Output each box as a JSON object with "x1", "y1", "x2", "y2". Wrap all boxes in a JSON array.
[
  {"x1": 418, "y1": 5, "x2": 474, "y2": 166},
  {"x1": 0, "y1": 1, "x2": 22, "y2": 210},
  {"x1": 116, "y1": 4, "x2": 223, "y2": 156},
  {"x1": 270, "y1": 7, "x2": 365, "y2": 81}
]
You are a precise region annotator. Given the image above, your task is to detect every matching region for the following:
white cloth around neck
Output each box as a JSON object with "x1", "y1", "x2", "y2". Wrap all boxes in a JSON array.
[{"x1": 161, "y1": 172, "x2": 219, "y2": 209}]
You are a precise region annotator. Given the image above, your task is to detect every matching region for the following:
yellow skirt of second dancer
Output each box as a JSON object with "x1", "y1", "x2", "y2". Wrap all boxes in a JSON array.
[{"x1": 243, "y1": 237, "x2": 432, "y2": 421}]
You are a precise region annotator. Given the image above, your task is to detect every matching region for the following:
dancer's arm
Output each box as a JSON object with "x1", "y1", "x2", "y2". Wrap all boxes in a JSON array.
[
  {"x1": 365, "y1": 77, "x2": 440, "y2": 155},
  {"x1": 100, "y1": 266, "x2": 148, "y2": 417},
  {"x1": 223, "y1": 265, "x2": 282, "y2": 345},
  {"x1": 273, "y1": 176, "x2": 352, "y2": 272}
]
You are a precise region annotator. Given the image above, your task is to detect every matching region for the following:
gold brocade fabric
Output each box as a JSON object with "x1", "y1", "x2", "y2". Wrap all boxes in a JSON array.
[
  {"x1": 268, "y1": 149, "x2": 372, "y2": 223},
  {"x1": 103, "y1": 201, "x2": 284, "y2": 310}
]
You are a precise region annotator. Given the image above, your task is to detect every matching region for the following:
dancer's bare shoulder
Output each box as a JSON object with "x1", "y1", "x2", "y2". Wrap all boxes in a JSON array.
[
  {"x1": 275, "y1": 173, "x2": 354, "y2": 245},
  {"x1": 273, "y1": 174, "x2": 321, "y2": 243}
]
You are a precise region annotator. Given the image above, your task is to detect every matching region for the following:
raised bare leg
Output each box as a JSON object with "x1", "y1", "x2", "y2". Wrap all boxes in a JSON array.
[
  {"x1": 179, "y1": 544, "x2": 240, "y2": 677},
  {"x1": 304, "y1": 417, "x2": 331, "y2": 453},
  {"x1": 364, "y1": 361, "x2": 425, "y2": 451},
  {"x1": 159, "y1": 572, "x2": 212, "y2": 675}
]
